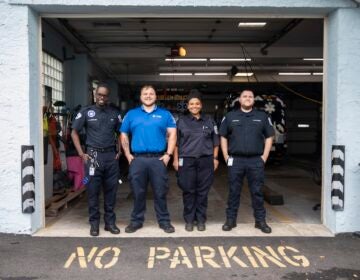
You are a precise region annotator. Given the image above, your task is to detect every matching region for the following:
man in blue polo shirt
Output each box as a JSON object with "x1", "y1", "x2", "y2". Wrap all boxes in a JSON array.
[{"x1": 120, "y1": 85, "x2": 177, "y2": 233}]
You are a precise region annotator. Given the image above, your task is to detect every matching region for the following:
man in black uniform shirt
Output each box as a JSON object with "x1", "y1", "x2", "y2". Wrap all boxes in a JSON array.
[
  {"x1": 71, "y1": 83, "x2": 122, "y2": 236},
  {"x1": 219, "y1": 89, "x2": 274, "y2": 234}
]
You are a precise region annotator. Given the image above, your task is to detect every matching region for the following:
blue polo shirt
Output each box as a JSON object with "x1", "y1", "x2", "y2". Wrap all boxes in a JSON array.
[{"x1": 120, "y1": 105, "x2": 176, "y2": 153}]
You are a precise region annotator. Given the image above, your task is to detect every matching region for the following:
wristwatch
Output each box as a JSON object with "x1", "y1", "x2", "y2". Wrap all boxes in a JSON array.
[
  {"x1": 214, "y1": 156, "x2": 219, "y2": 160},
  {"x1": 164, "y1": 152, "x2": 172, "y2": 157}
]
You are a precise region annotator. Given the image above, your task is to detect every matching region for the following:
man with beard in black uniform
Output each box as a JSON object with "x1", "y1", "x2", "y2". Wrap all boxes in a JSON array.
[
  {"x1": 219, "y1": 89, "x2": 274, "y2": 234},
  {"x1": 71, "y1": 83, "x2": 122, "y2": 236}
]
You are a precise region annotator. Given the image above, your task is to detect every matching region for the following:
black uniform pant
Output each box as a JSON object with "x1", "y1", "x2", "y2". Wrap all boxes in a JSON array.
[
  {"x1": 86, "y1": 150, "x2": 119, "y2": 227},
  {"x1": 226, "y1": 156, "x2": 266, "y2": 222},
  {"x1": 128, "y1": 156, "x2": 171, "y2": 226},
  {"x1": 177, "y1": 156, "x2": 214, "y2": 224}
]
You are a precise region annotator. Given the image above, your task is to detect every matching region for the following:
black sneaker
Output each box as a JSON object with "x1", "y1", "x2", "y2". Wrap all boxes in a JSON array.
[
  {"x1": 125, "y1": 223, "x2": 143, "y2": 233},
  {"x1": 104, "y1": 224, "x2": 120, "y2": 234},
  {"x1": 90, "y1": 224, "x2": 99, "y2": 236},
  {"x1": 197, "y1": 222, "x2": 206, "y2": 231},
  {"x1": 185, "y1": 223, "x2": 194, "y2": 232},
  {"x1": 160, "y1": 223, "x2": 175, "y2": 233},
  {"x1": 255, "y1": 221, "x2": 272, "y2": 234},
  {"x1": 222, "y1": 219, "x2": 237, "y2": 231}
]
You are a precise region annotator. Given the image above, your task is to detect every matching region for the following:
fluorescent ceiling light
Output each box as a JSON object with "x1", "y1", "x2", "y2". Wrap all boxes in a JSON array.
[
  {"x1": 210, "y1": 58, "x2": 251, "y2": 62},
  {"x1": 313, "y1": 72, "x2": 323, "y2": 76},
  {"x1": 278, "y1": 72, "x2": 311, "y2": 76},
  {"x1": 194, "y1": 72, "x2": 228, "y2": 76},
  {"x1": 165, "y1": 58, "x2": 207, "y2": 62},
  {"x1": 238, "y1": 22, "x2": 267, "y2": 27},
  {"x1": 235, "y1": 72, "x2": 254, "y2": 77},
  {"x1": 303, "y1": 58, "x2": 323, "y2": 61},
  {"x1": 159, "y1": 73, "x2": 193, "y2": 76},
  {"x1": 298, "y1": 124, "x2": 310, "y2": 128}
]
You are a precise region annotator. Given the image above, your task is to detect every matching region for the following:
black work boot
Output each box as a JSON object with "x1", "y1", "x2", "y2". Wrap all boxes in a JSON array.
[
  {"x1": 104, "y1": 224, "x2": 120, "y2": 234},
  {"x1": 90, "y1": 224, "x2": 99, "y2": 236},
  {"x1": 255, "y1": 221, "x2": 272, "y2": 234},
  {"x1": 159, "y1": 223, "x2": 175, "y2": 233},
  {"x1": 222, "y1": 219, "x2": 237, "y2": 231},
  {"x1": 185, "y1": 223, "x2": 194, "y2": 232},
  {"x1": 125, "y1": 223, "x2": 143, "y2": 233},
  {"x1": 197, "y1": 222, "x2": 206, "y2": 231}
]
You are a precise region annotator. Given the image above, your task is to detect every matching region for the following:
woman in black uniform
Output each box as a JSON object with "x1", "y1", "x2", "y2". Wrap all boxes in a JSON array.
[{"x1": 173, "y1": 91, "x2": 220, "y2": 231}]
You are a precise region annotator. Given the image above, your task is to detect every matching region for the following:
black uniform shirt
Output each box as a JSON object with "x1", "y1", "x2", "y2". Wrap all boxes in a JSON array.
[
  {"x1": 177, "y1": 114, "x2": 220, "y2": 158},
  {"x1": 219, "y1": 109, "x2": 274, "y2": 156},
  {"x1": 72, "y1": 105, "x2": 121, "y2": 148}
]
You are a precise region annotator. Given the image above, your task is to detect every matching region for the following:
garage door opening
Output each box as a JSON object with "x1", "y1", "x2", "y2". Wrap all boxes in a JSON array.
[{"x1": 37, "y1": 17, "x2": 330, "y2": 237}]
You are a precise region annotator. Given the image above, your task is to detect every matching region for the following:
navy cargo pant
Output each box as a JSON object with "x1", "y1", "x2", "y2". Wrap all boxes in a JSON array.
[
  {"x1": 86, "y1": 149, "x2": 119, "y2": 227},
  {"x1": 226, "y1": 156, "x2": 266, "y2": 222},
  {"x1": 128, "y1": 155, "x2": 171, "y2": 226},
  {"x1": 177, "y1": 156, "x2": 214, "y2": 224}
]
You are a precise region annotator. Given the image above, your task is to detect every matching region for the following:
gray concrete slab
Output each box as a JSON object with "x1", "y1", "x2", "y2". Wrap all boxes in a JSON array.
[{"x1": 38, "y1": 162, "x2": 324, "y2": 237}]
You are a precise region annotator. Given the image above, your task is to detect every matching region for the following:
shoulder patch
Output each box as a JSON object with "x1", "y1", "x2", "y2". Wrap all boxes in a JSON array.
[{"x1": 75, "y1": 112, "x2": 82, "y2": 120}]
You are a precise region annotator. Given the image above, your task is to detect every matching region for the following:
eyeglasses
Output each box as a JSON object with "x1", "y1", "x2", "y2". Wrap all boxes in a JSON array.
[{"x1": 96, "y1": 93, "x2": 109, "y2": 98}]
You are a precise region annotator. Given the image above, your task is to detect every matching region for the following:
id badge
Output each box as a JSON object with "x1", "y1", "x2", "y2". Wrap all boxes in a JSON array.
[
  {"x1": 89, "y1": 165, "x2": 95, "y2": 176},
  {"x1": 179, "y1": 158, "x2": 184, "y2": 167},
  {"x1": 227, "y1": 157, "x2": 234, "y2": 166}
]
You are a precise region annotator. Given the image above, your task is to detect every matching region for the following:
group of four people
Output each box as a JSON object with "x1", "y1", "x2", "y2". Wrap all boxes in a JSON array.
[{"x1": 71, "y1": 84, "x2": 274, "y2": 236}]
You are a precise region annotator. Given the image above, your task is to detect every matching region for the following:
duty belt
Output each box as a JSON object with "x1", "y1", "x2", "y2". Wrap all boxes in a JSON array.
[
  {"x1": 230, "y1": 154, "x2": 261, "y2": 157},
  {"x1": 87, "y1": 146, "x2": 116, "y2": 153},
  {"x1": 133, "y1": 152, "x2": 163, "y2": 157}
]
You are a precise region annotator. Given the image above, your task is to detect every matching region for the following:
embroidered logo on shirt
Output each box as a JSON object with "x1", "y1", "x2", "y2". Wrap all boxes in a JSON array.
[
  {"x1": 88, "y1": 110, "x2": 96, "y2": 118},
  {"x1": 152, "y1": 114, "x2": 162, "y2": 118},
  {"x1": 75, "y1": 112, "x2": 82, "y2": 120}
]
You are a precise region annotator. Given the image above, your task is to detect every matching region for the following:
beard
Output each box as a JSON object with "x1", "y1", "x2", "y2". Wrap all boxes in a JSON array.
[{"x1": 240, "y1": 104, "x2": 253, "y2": 111}]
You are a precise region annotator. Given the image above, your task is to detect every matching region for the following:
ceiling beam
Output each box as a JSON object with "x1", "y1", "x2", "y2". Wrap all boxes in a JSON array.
[{"x1": 261, "y1": 19, "x2": 303, "y2": 55}]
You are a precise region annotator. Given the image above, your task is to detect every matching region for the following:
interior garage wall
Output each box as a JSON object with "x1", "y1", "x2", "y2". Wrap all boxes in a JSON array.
[
  {"x1": 286, "y1": 97, "x2": 322, "y2": 156},
  {"x1": 42, "y1": 20, "x2": 109, "y2": 109},
  {"x1": 324, "y1": 8, "x2": 360, "y2": 233}
]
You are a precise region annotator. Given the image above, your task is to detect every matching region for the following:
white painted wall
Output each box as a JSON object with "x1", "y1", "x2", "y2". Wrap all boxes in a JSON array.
[
  {"x1": 323, "y1": 8, "x2": 360, "y2": 233},
  {"x1": 0, "y1": 3, "x2": 41, "y2": 233},
  {"x1": 7, "y1": 0, "x2": 356, "y2": 17}
]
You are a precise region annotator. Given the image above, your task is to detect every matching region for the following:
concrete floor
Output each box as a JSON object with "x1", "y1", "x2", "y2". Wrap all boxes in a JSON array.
[{"x1": 36, "y1": 161, "x2": 332, "y2": 238}]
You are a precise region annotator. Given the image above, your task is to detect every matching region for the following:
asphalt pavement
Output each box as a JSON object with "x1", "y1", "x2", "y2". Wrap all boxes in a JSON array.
[{"x1": 1, "y1": 233, "x2": 360, "y2": 280}]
